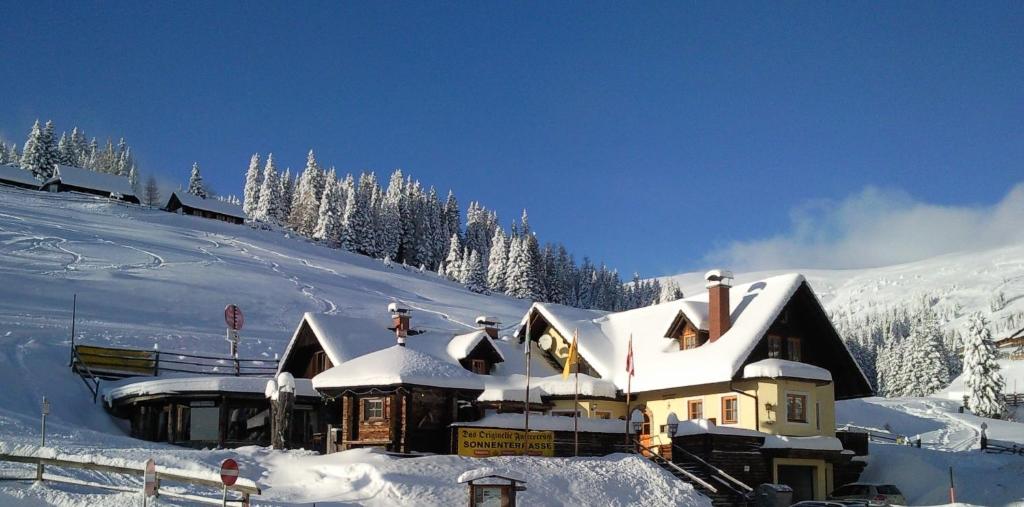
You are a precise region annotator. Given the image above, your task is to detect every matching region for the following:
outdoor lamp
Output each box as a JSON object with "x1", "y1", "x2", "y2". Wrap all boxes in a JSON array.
[
  {"x1": 632, "y1": 420, "x2": 643, "y2": 433},
  {"x1": 666, "y1": 412, "x2": 679, "y2": 436}
]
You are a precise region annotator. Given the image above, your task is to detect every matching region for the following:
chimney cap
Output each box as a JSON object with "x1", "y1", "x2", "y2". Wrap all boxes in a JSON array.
[
  {"x1": 704, "y1": 269, "x2": 734, "y2": 288},
  {"x1": 388, "y1": 302, "x2": 411, "y2": 315},
  {"x1": 475, "y1": 316, "x2": 501, "y2": 326}
]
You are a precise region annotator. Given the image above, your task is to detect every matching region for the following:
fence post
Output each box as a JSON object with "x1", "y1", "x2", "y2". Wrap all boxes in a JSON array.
[{"x1": 154, "y1": 351, "x2": 160, "y2": 376}]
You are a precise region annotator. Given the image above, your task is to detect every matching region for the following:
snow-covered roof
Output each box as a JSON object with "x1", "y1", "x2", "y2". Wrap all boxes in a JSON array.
[
  {"x1": 280, "y1": 313, "x2": 515, "y2": 377},
  {"x1": 673, "y1": 419, "x2": 843, "y2": 450},
  {"x1": 478, "y1": 373, "x2": 618, "y2": 404},
  {"x1": 102, "y1": 374, "x2": 317, "y2": 404},
  {"x1": 43, "y1": 165, "x2": 136, "y2": 197},
  {"x1": 457, "y1": 467, "x2": 526, "y2": 484},
  {"x1": 166, "y1": 191, "x2": 246, "y2": 219},
  {"x1": 312, "y1": 345, "x2": 485, "y2": 390},
  {"x1": 0, "y1": 165, "x2": 41, "y2": 187},
  {"x1": 523, "y1": 273, "x2": 809, "y2": 393},
  {"x1": 741, "y1": 359, "x2": 832, "y2": 382},
  {"x1": 448, "y1": 330, "x2": 505, "y2": 363},
  {"x1": 452, "y1": 413, "x2": 626, "y2": 434}
]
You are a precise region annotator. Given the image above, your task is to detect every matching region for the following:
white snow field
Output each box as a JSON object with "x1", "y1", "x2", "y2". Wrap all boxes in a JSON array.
[
  {"x1": 1, "y1": 185, "x2": 1023, "y2": 505},
  {"x1": 0, "y1": 187, "x2": 708, "y2": 506}
]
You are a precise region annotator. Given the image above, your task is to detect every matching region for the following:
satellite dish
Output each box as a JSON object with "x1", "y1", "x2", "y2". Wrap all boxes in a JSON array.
[{"x1": 538, "y1": 335, "x2": 554, "y2": 351}]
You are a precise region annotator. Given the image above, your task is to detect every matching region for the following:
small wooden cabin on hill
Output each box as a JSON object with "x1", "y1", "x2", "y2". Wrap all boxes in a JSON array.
[
  {"x1": 996, "y1": 326, "x2": 1024, "y2": 360},
  {"x1": 163, "y1": 191, "x2": 246, "y2": 224},
  {"x1": 41, "y1": 165, "x2": 140, "y2": 203},
  {"x1": 0, "y1": 165, "x2": 42, "y2": 189}
]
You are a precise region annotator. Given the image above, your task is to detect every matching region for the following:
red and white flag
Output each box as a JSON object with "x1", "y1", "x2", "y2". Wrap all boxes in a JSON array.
[{"x1": 625, "y1": 335, "x2": 635, "y2": 377}]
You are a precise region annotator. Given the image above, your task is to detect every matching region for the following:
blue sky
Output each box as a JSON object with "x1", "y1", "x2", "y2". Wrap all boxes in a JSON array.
[{"x1": 2, "y1": 2, "x2": 1021, "y2": 276}]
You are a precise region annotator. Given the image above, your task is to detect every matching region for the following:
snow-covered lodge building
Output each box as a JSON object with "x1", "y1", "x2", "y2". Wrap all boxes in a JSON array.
[
  {"x1": 41, "y1": 165, "x2": 140, "y2": 203},
  {"x1": 515, "y1": 271, "x2": 874, "y2": 502},
  {"x1": 163, "y1": 191, "x2": 246, "y2": 224},
  {"x1": 102, "y1": 270, "x2": 871, "y2": 504}
]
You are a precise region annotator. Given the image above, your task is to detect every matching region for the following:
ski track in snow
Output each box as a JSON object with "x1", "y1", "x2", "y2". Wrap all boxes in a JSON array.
[{"x1": 225, "y1": 239, "x2": 339, "y2": 315}]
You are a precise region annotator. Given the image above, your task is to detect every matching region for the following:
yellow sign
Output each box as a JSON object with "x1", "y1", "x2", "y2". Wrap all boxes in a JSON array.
[{"x1": 456, "y1": 428, "x2": 555, "y2": 457}]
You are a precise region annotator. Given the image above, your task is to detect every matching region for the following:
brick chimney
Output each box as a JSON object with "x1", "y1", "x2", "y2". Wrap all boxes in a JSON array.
[
  {"x1": 475, "y1": 316, "x2": 501, "y2": 339},
  {"x1": 705, "y1": 270, "x2": 733, "y2": 343},
  {"x1": 388, "y1": 303, "x2": 411, "y2": 346}
]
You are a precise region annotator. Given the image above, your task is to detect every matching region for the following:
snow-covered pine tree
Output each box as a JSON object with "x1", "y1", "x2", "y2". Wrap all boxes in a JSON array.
[
  {"x1": 905, "y1": 310, "x2": 951, "y2": 397},
  {"x1": 443, "y1": 233, "x2": 463, "y2": 281},
  {"x1": 963, "y1": 312, "x2": 1006, "y2": 418},
  {"x1": 414, "y1": 187, "x2": 440, "y2": 268},
  {"x1": 70, "y1": 127, "x2": 88, "y2": 167},
  {"x1": 659, "y1": 279, "x2": 684, "y2": 303},
  {"x1": 464, "y1": 249, "x2": 487, "y2": 293},
  {"x1": 21, "y1": 119, "x2": 57, "y2": 180},
  {"x1": 188, "y1": 162, "x2": 208, "y2": 198},
  {"x1": 555, "y1": 245, "x2": 576, "y2": 305},
  {"x1": 313, "y1": 170, "x2": 344, "y2": 247},
  {"x1": 542, "y1": 243, "x2": 565, "y2": 303},
  {"x1": 380, "y1": 170, "x2": 404, "y2": 260},
  {"x1": 287, "y1": 151, "x2": 325, "y2": 236},
  {"x1": 278, "y1": 168, "x2": 293, "y2": 222},
  {"x1": 242, "y1": 153, "x2": 262, "y2": 218},
  {"x1": 442, "y1": 190, "x2": 460, "y2": 247},
  {"x1": 486, "y1": 228, "x2": 508, "y2": 293},
  {"x1": 128, "y1": 165, "x2": 139, "y2": 194},
  {"x1": 0, "y1": 143, "x2": 7, "y2": 165},
  {"x1": 505, "y1": 232, "x2": 543, "y2": 300},
  {"x1": 254, "y1": 154, "x2": 281, "y2": 224},
  {"x1": 56, "y1": 132, "x2": 73, "y2": 166},
  {"x1": 143, "y1": 175, "x2": 160, "y2": 206},
  {"x1": 117, "y1": 146, "x2": 133, "y2": 176}
]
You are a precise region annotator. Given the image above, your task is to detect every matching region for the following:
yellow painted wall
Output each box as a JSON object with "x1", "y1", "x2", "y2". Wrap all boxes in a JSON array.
[
  {"x1": 634, "y1": 381, "x2": 760, "y2": 448},
  {"x1": 772, "y1": 457, "x2": 831, "y2": 500},
  {"x1": 627, "y1": 379, "x2": 837, "y2": 446},
  {"x1": 762, "y1": 380, "x2": 836, "y2": 437}
]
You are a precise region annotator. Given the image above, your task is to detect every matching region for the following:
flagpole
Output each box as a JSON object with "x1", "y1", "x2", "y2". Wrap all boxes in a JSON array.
[
  {"x1": 573, "y1": 327, "x2": 580, "y2": 457},
  {"x1": 523, "y1": 305, "x2": 532, "y2": 455},
  {"x1": 625, "y1": 335, "x2": 632, "y2": 446}
]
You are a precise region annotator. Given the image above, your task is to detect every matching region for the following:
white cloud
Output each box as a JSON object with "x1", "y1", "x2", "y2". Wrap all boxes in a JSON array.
[{"x1": 706, "y1": 183, "x2": 1024, "y2": 270}]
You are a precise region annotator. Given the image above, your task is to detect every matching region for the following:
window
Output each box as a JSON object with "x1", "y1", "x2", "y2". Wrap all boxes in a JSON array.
[
  {"x1": 550, "y1": 409, "x2": 581, "y2": 417},
  {"x1": 363, "y1": 398, "x2": 385, "y2": 421},
  {"x1": 786, "y1": 393, "x2": 808, "y2": 423},
  {"x1": 313, "y1": 350, "x2": 330, "y2": 375},
  {"x1": 687, "y1": 400, "x2": 703, "y2": 420},
  {"x1": 787, "y1": 337, "x2": 801, "y2": 362},
  {"x1": 768, "y1": 335, "x2": 782, "y2": 358},
  {"x1": 594, "y1": 410, "x2": 612, "y2": 419},
  {"x1": 721, "y1": 396, "x2": 738, "y2": 424},
  {"x1": 681, "y1": 329, "x2": 699, "y2": 350},
  {"x1": 189, "y1": 405, "x2": 220, "y2": 441},
  {"x1": 470, "y1": 359, "x2": 489, "y2": 375}
]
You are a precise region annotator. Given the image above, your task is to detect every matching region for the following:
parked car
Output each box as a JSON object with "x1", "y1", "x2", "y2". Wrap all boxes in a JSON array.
[{"x1": 828, "y1": 483, "x2": 906, "y2": 506}]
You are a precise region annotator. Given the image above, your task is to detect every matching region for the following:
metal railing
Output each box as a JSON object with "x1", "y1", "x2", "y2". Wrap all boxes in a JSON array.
[
  {"x1": 72, "y1": 343, "x2": 278, "y2": 379},
  {"x1": 632, "y1": 440, "x2": 718, "y2": 493},
  {"x1": 671, "y1": 442, "x2": 753, "y2": 493}
]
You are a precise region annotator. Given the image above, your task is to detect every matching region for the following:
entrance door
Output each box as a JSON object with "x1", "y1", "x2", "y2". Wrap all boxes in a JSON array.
[
  {"x1": 777, "y1": 465, "x2": 816, "y2": 502},
  {"x1": 640, "y1": 411, "x2": 653, "y2": 456}
]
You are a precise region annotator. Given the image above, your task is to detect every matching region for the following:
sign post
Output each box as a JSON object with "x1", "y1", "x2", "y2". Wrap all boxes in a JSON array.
[
  {"x1": 36, "y1": 397, "x2": 50, "y2": 481},
  {"x1": 143, "y1": 458, "x2": 157, "y2": 506},
  {"x1": 224, "y1": 305, "x2": 244, "y2": 375},
  {"x1": 220, "y1": 458, "x2": 239, "y2": 507}
]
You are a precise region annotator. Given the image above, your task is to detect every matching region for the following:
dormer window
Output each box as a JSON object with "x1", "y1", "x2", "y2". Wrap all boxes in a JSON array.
[
  {"x1": 470, "y1": 359, "x2": 489, "y2": 375},
  {"x1": 787, "y1": 337, "x2": 801, "y2": 362},
  {"x1": 768, "y1": 335, "x2": 782, "y2": 358},
  {"x1": 681, "y1": 329, "x2": 699, "y2": 350}
]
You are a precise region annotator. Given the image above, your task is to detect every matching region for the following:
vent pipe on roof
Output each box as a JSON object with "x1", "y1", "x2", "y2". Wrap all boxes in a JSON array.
[
  {"x1": 389, "y1": 303, "x2": 411, "y2": 346},
  {"x1": 705, "y1": 269, "x2": 734, "y2": 343}
]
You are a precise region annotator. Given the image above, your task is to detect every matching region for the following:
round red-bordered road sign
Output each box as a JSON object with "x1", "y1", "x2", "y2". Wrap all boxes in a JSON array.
[
  {"x1": 224, "y1": 304, "x2": 244, "y2": 331},
  {"x1": 220, "y1": 458, "x2": 239, "y2": 486}
]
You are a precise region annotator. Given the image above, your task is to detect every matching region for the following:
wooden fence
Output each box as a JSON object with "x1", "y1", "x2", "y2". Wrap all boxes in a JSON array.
[
  {"x1": 1003, "y1": 393, "x2": 1023, "y2": 407},
  {"x1": 0, "y1": 450, "x2": 260, "y2": 505}
]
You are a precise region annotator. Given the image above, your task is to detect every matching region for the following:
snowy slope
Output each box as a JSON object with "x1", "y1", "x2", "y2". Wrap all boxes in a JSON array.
[
  {"x1": 0, "y1": 187, "x2": 706, "y2": 506},
  {"x1": 837, "y1": 397, "x2": 1024, "y2": 506},
  {"x1": 665, "y1": 245, "x2": 1024, "y2": 336}
]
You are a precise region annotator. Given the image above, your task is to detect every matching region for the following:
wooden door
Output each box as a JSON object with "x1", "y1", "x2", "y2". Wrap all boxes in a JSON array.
[{"x1": 640, "y1": 411, "x2": 653, "y2": 456}]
